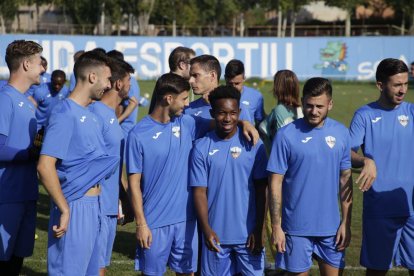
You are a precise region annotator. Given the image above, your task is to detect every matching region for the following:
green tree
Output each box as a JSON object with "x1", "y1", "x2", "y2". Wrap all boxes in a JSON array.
[
  {"x1": 384, "y1": 0, "x2": 414, "y2": 35},
  {"x1": 0, "y1": 0, "x2": 20, "y2": 33},
  {"x1": 325, "y1": 0, "x2": 367, "y2": 36},
  {"x1": 62, "y1": 0, "x2": 103, "y2": 33}
]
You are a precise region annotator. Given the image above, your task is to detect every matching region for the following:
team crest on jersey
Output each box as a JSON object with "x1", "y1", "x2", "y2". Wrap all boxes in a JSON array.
[
  {"x1": 325, "y1": 136, "x2": 336, "y2": 148},
  {"x1": 172, "y1": 126, "x2": 180, "y2": 138},
  {"x1": 230, "y1": 146, "x2": 242, "y2": 159},
  {"x1": 398, "y1": 115, "x2": 409, "y2": 127}
]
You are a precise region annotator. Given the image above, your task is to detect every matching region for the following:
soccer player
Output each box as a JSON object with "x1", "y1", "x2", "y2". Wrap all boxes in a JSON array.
[
  {"x1": 0, "y1": 39, "x2": 44, "y2": 275},
  {"x1": 169, "y1": 46, "x2": 196, "y2": 80},
  {"x1": 89, "y1": 58, "x2": 132, "y2": 275},
  {"x1": 187, "y1": 55, "x2": 251, "y2": 122},
  {"x1": 107, "y1": 50, "x2": 140, "y2": 138},
  {"x1": 268, "y1": 77, "x2": 353, "y2": 275},
  {"x1": 190, "y1": 85, "x2": 268, "y2": 276},
  {"x1": 40, "y1": 56, "x2": 51, "y2": 84},
  {"x1": 127, "y1": 73, "x2": 258, "y2": 275},
  {"x1": 26, "y1": 69, "x2": 69, "y2": 129},
  {"x1": 350, "y1": 58, "x2": 414, "y2": 275},
  {"x1": 225, "y1": 59, "x2": 265, "y2": 125},
  {"x1": 37, "y1": 50, "x2": 120, "y2": 275}
]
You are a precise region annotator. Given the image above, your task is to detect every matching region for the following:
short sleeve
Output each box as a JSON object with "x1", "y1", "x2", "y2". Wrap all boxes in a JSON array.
[
  {"x1": 340, "y1": 129, "x2": 352, "y2": 171},
  {"x1": 0, "y1": 93, "x2": 13, "y2": 136},
  {"x1": 349, "y1": 111, "x2": 366, "y2": 152},
  {"x1": 126, "y1": 131, "x2": 144, "y2": 174},
  {"x1": 267, "y1": 130, "x2": 290, "y2": 174},
  {"x1": 253, "y1": 141, "x2": 268, "y2": 180},
  {"x1": 189, "y1": 146, "x2": 208, "y2": 187},
  {"x1": 41, "y1": 111, "x2": 74, "y2": 160}
]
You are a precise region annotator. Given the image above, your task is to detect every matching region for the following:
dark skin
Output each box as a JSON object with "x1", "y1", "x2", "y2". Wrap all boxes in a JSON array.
[{"x1": 194, "y1": 98, "x2": 267, "y2": 255}]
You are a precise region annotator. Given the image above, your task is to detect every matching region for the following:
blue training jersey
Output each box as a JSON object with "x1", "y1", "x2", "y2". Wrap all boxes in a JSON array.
[
  {"x1": 185, "y1": 97, "x2": 252, "y2": 122},
  {"x1": 41, "y1": 99, "x2": 119, "y2": 203},
  {"x1": 0, "y1": 84, "x2": 38, "y2": 203},
  {"x1": 267, "y1": 118, "x2": 351, "y2": 236},
  {"x1": 28, "y1": 83, "x2": 70, "y2": 129},
  {"x1": 89, "y1": 101, "x2": 124, "y2": 215},
  {"x1": 240, "y1": 86, "x2": 265, "y2": 123},
  {"x1": 190, "y1": 128, "x2": 268, "y2": 244},
  {"x1": 350, "y1": 101, "x2": 414, "y2": 218},
  {"x1": 126, "y1": 114, "x2": 210, "y2": 229},
  {"x1": 120, "y1": 78, "x2": 140, "y2": 137}
]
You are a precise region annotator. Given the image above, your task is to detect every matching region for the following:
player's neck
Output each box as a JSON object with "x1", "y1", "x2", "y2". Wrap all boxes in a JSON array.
[
  {"x1": 69, "y1": 87, "x2": 92, "y2": 107},
  {"x1": 100, "y1": 90, "x2": 119, "y2": 110},
  {"x1": 150, "y1": 106, "x2": 171, "y2": 124},
  {"x1": 8, "y1": 73, "x2": 33, "y2": 94},
  {"x1": 377, "y1": 97, "x2": 399, "y2": 110}
]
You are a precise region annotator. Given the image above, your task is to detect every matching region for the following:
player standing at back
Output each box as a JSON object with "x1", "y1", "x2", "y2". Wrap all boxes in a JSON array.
[
  {"x1": 225, "y1": 59, "x2": 265, "y2": 125},
  {"x1": 0, "y1": 39, "x2": 44, "y2": 275},
  {"x1": 350, "y1": 58, "x2": 414, "y2": 275},
  {"x1": 169, "y1": 46, "x2": 196, "y2": 80},
  {"x1": 268, "y1": 77, "x2": 353, "y2": 275}
]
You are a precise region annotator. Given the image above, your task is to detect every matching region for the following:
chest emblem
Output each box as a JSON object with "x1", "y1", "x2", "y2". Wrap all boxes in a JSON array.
[
  {"x1": 172, "y1": 126, "x2": 180, "y2": 138},
  {"x1": 110, "y1": 118, "x2": 115, "y2": 124},
  {"x1": 325, "y1": 136, "x2": 336, "y2": 149},
  {"x1": 230, "y1": 146, "x2": 242, "y2": 159},
  {"x1": 398, "y1": 115, "x2": 409, "y2": 127},
  {"x1": 209, "y1": 149, "x2": 219, "y2": 156},
  {"x1": 194, "y1": 111, "x2": 202, "y2": 116},
  {"x1": 152, "y1": 132, "x2": 162, "y2": 139},
  {"x1": 301, "y1": 137, "x2": 312, "y2": 143},
  {"x1": 18, "y1": 102, "x2": 24, "y2": 107},
  {"x1": 80, "y1": 116, "x2": 86, "y2": 122}
]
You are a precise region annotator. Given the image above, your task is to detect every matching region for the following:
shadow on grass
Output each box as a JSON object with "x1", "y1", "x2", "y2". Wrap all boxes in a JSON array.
[{"x1": 112, "y1": 228, "x2": 136, "y2": 259}]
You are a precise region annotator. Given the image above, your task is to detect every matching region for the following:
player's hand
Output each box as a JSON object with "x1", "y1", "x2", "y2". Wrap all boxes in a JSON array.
[
  {"x1": 335, "y1": 221, "x2": 351, "y2": 251},
  {"x1": 241, "y1": 120, "x2": 259, "y2": 145},
  {"x1": 356, "y1": 157, "x2": 376, "y2": 192},
  {"x1": 204, "y1": 229, "x2": 221, "y2": 252},
  {"x1": 247, "y1": 231, "x2": 264, "y2": 255},
  {"x1": 53, "y1": 210, "x2": 70, "y2": 238},
  {"x1": 136, "y1": 225, "x2": 152, "y2": 249},
  {"x1": 271, "y1": 225, "x2": 286, "y2": 253}
]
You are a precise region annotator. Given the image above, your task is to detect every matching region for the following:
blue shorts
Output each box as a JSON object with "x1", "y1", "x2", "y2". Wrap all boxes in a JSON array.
[
  {"x1": 48, "y1": 195, "x2": 101, "y2": 276},
  {"x1": 361, "y1": 215, "x2": 414, "y2": 270},
  {"x1": 201, "y1": 243, "x2": 264, "y2": 276},
  {"x1": 276, "y1": 235, "x2": 345, "y2": 273},
  {"x1": 98, "y1": 215, "x2": 117, "y2": 268},
  {"x1": 0, "y1": 201, "x2": 36, "y2": 260},
  {"x1": 135, "y1": 220, "x2": 198, "y2": 276}
]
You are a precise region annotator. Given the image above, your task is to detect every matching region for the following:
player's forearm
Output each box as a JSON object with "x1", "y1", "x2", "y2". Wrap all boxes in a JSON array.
[
  {"x1": 37, "y1": 155, "x2": 69, "y2": 214},
  {"x1": 339, "y1": 169, "x2": 353, "y2": 225},
  {"x1": 193, "y1": 187, "x2": 211, "y2": 235},
  {"x1": 268, "y1": 174, "x2": 283, "y2": 229},
  {"x1": 128, "y1": 173, "x2": 147, "y2": 225},
  {"x1": 254, "y1": 179, "x2": 267, "y2": 233},
  {"x1": 351, "y1": 150, "x2": 369, "y2": 168},
  {"x1": 118, "y1": 97, "x2": 138, "y2": 123}
]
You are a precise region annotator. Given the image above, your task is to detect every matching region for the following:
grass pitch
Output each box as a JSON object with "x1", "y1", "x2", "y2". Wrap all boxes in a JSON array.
[{"x1": 21, "y1": 80, "x2": 413, "y2": 275}]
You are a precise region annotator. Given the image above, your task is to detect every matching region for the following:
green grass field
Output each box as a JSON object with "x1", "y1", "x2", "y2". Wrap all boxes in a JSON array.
[{"x1": 20, "y1": 80, "x2": 412, "y2": 275}]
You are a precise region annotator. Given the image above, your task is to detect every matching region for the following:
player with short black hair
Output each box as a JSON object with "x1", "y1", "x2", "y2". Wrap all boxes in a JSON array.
[
  {"x1": 225, "y1": 59, "x2": 265, "y2": 124},
  {"x1": 37, "y1": 50, "x2": 120, "y2": 275},
  {"x1": 268, "y1": 77, "x2": 353, "y2": 275},
  {"x1": 350, "y1": 58, "x2": 414, "y2": 275},
  {"x1": 191, "y1": 85, "x2": 268, "y2": 275}
]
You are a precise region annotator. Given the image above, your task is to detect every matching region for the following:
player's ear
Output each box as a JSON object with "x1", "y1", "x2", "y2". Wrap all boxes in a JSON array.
[
  {"x1": 165, "y1": 94, "x2": 173, "y2": 105},
  {"x1": 22, "y1": 58, "x2": 30, "y2": 72},
  {"x1": 376, "y1": 81, "x2": 383, "y2": 92},
  {"x1": 328, "y1": 99, "x2": 333, "y2": 111},
  {"x1": 88, "y1": 72, "x2": 97, "y2": 84},
  {"x1": 115, "y1": 79, "x2": 122, "y2": 90}
]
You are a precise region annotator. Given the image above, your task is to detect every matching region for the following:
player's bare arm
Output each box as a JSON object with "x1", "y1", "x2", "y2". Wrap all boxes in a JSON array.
[
  {"x1": 268, "y1": 173, "x2": 285, "y2": 253},
  {"x1": 351, "y1": 151, "x2": 376, "y2": 192},
  {"x1": 37, "y1": 155, "x2": 70, "y2": 238},
  {"x1": 118, "y1": 96, "x2": 138, "y2": 123},
  {"x1": 128, "y1": 173, "x2": 152, "y2": 249},
  {"x1": 193, "y1": 187, "x2": 220, "y2": 252},
  {"x1": 247, "y1": 178, "x2": 267, "y2": 255},
  {"x1": 336, "y1": 169, "x2": 353, "y2": 251}
]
